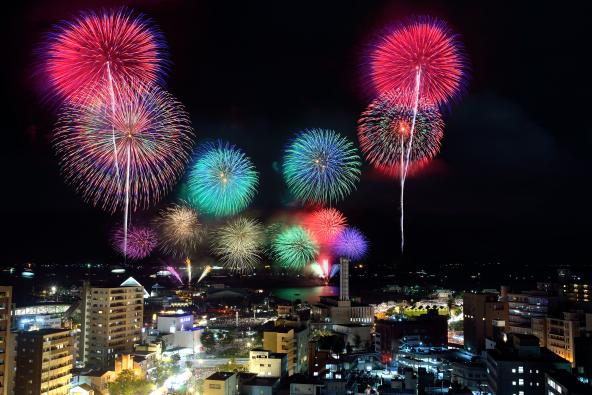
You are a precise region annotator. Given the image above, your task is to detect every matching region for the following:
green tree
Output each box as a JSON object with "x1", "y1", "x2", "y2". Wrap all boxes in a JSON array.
[{"x1": 107, "y1": 370, "x2": 153, "y2": 395}]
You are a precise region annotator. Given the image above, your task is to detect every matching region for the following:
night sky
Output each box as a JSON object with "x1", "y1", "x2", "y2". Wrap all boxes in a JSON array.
[{"x1": 2, "y1": 1, "x2": 590, "y2": 270}]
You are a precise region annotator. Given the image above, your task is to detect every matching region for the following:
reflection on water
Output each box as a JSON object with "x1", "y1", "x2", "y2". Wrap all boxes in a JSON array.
[{"x1": 271, "y1": 286, "x2": 338, "y2": 304}]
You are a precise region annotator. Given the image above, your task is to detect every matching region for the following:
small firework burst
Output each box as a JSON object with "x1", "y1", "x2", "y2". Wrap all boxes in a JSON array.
[
  {"x1": 211, "y1": 217, "x2": 264, "y2": 274},
  {"x1": 283, "y1": 129, "x2": 361, "y2": 205}
]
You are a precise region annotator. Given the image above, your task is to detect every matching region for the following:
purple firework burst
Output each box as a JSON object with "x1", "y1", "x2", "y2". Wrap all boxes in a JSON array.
[
  {"x1": 332, "y1": 227, "x2": 368, "y2": 261},
  {"x1": 112, "y1": 224, "x2": 158, "y2": 260}
]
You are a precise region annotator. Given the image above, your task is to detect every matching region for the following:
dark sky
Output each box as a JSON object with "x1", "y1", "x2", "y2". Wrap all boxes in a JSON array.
[{"x1": 2, "y1": 1, "x2": 591, "y2": 270}]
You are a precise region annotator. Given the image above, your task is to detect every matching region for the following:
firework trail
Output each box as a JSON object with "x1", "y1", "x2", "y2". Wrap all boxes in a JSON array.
[
  {"x1": 271, "y1": 226, "x2": 319, "y2": 271},
  {"x1": 154, "y1": 203, "x2": 206, "y2": 258},
  {"x1": 368, "y1": 17, "x2": 466, "y2": 252},
  {"x1": 283, "y1": 129, "x2": 361, "y2": 205},
  {"x1": 358, "y1": 89, "x2": 443, "y2": 250},
  {"x1": 187, "y1": 141, "x2": 258, "y2": 217},
  {"x1": 211, "y1": 217, "x2": 264, "y2": 274},
  {"x1": 198, "y1": 265, "x2": 212, "y2": 283},
  {"x1": 54, "y1": 83, "x2": 194, "y2": 255},
  {"x1": 166, "y1": 266, "x2": 184, "y2": 285},
  {"x1": 111, "y1": 223, "x2": 158, "y2": 260}
]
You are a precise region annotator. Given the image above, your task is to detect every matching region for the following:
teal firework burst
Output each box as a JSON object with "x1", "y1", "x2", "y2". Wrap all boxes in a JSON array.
[
  {"x1": 271, "y1": 225, "x2": 319, "y2": 271},
  {"x1": 283, "y1": 129, "x2": 361, "y2": 204},
  {"x1": 187, "y1": 141, "x2": 258, "y2": 217}
]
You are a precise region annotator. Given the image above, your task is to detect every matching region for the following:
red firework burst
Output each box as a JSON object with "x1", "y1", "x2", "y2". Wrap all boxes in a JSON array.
[
  {"x1": 369, "y1": 16, "x2": 467, "y2": 105},
  {"x1": 304, "y1": 208, "x2": 347, "y2": 246},
  {"x1": 43, "y1": 8, "x2": 167, "y2": 104}
]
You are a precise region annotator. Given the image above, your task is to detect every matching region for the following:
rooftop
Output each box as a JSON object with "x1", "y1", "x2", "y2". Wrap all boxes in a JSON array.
[{"x1": 207, "y1": 371, "x2": 236, "y2": 381}]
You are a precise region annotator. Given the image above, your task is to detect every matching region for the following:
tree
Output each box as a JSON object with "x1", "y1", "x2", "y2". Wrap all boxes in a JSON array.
[
  {"x1": 201, "y1": 330, "x2": 216, "y2": 353},
  {"x1": 107, "y1": 370, "x2": 153, "y2": 395}
]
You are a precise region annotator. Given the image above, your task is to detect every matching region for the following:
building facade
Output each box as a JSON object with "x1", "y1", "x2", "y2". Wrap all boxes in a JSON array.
[
  {"x1": 204, "y1": 372, "x2": 238, "y2": 395},
  {"x1": 248, "y1": 349, "x2": 288, "y2": 378},
  {"x1": 15, "y1": 328, "x2": 74, "y2": 395},
  {"x1": 79, "y1": 281, "x2": 144, "y2": 369},
  {"x1": 463, "y1": 292, "x2": 508, "y2": 353},
  {"x1": 263, "y1": 325, "x2": 309, "y2": 376},
  {"x1": 0, "y1": 286, "x2": 13, "y2": 395}
]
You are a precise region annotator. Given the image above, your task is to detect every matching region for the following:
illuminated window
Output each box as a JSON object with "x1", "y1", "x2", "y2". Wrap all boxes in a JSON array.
[
  {"x1": 519, "y1": 379, "x2": 524, "y2": 386},
  {"x1": 518, "y1": 366, "x2": 524, "y2": 373}
]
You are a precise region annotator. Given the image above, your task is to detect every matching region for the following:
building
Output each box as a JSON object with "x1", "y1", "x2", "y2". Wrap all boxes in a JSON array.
[
  {"x1": 545, "y1": 369, "x2": 590, "y2": 395},
  {"x1": 311, "y1": 258, "x2": 374, "y2": 325},
  {"x1": 12, "y1": 304, "x2": 71, "y2": 332},
  {"x1": 248, "y1": 349, "x2": 288, "y2": 378},
  {"x1": 204, "y1": 371, "x2": 238, "y2": 395},
  {"x1": 545, "y1": 312, "x2": 582, "y2": 367},
  {"x1": 263, "y1": 323, "x2": 309, "y2": 375},
  {"x1": 0, "y1": 286, "x2": 13, "y2": 395},
  {"x1": 79, "y1": 279, "x2": 144, "y2": 369},
  {"x1": 559, "y1": 283, "x2": 591, "y2": 303},
  {"x1": 71, "y1": 353, "x2": 144, "y2": 395},
  {"x1": 485, "y1": 334, "x2": 571, "y2": 395},
  {"x1": 15, "y1": 328, "x2": 74, "y2": 395},
  {"x1": 451, "y1": 360, "x2": 489, "y2": 393},
  {"x1": 574, "y1": 330, "x2": 592, "y2": 385},
  {"x1": 156, "y1": 311, "x2": 193, "y2": 333},
  {"x1": 506, "y1": 291, "x2": 559, "y2": 344},
  {"x1": 375, "y1": 309, "x2": 447, "y2": 354},
  {"x1": 463, "y1": 292, "x2": 508, "y2": 353}
]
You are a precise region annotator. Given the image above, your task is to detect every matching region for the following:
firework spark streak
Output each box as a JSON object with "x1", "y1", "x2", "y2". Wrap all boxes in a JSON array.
[
  {"x1": 111, "y1": 224, "x2": 158, "y2": 260},
  {"x1": 43, "y1": 8, "x2": 168, "y2": 105},
  {"x1": 198, "y1": 265, "x2": 212, "y2": 283},
  {"x1": 155, "y1": 203, "x2": 205, "y2": 258},
  {"x1": 54, "y1": 84, "x2": 194, "y2": 254},
  {"x1": 187, "y1": 141, "x2": 258, "y2": 217},
  {"x1": 211, "y1": 217, "x2": 264, "y2": 274},
  {"x1": 271, "y1": 226, "x2": 319, "y2": 271},
  {"x1": 283, "y1": 129, "x2": 361, "y2": 205},
  {"x1": 166, "y1": 266, "x2": 184, "y2": 285}
]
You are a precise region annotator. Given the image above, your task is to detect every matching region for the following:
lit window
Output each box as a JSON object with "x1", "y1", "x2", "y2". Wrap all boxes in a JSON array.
[
  {"x1": 512, "y1": 381, "x2": 516, "y2": 386},
  {"x1": 519, "y1": 379, "x2": 524, "y2": 386},
  {"x1": 512, "y1": 369, "x2": 516, "y2": 373},
  {"x1": 518, "y1": 366, "x2": 524, "y2": 373}
]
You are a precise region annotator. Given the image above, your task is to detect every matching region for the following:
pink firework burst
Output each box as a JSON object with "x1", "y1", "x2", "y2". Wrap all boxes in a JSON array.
[
  {"x1": 112, "y1": 224, "x2": 158, "y2": 260},
  {"x1": 304, "y1": 208, "x2": 347, "y2": 246},
  {"x1": 369, "y1": 16, "x2": 467, "y2": 105},
  {"x1": 43, "y1": 8, "x2": 167, "y2": 104}
]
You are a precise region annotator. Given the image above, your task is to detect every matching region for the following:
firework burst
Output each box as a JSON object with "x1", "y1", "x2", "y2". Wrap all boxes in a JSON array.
[
  {"x1": 42, "y1": 8, "x2": 167, "y2": 104},
  {"x1": 53, "y1": 83, "x2": 194, "y2": 213},
  {"x1": 357, "y1": 90, "x2": 443, "y2": 177},
  {"x1": 111, "y1": 223, "x2": 158, "y2": 260},
  {"x1": 187, "y1": 141, "x2": 258, "y2": 217},
  {"x1": 305, "y1": 208, "x2": 347, "y2": 246},
  {"x1": 154, "y1": 203, "x2": 205, "y2": 257},
  {"x1": 332, "y1": 227, "x2": 368, "y2": 261},
  {"x1": 211, "y1": 217, "x2": 264, "y2": 274},
  {"x1": 283, "y1": 129, "x2": 361, "y2": 205},
  {"x1": 369, "y1": 16, "x2": 467, "y2": 105},
  {"x1": 271, "y1": 226, "x2": 319, "y2": 271}
]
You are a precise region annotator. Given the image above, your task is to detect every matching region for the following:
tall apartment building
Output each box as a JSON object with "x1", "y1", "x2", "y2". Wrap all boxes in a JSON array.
[
  {"x1": 507, "y1": 291, "x2": 559, "y2": 344},
  {"x1": 0, "y1": 286, "x2": 13, "y2": 395},
  {"x1": 80, "y1": 280, "x2": 144, "y2": 369},
  {"x1": 15, "y1": 328, "x2": 74, "y2": 395},
  {"x1": 263, "y1": 323, "x2": 309, "y2": 376},
  {"x1": 248, "y1": 349, "x2": 288, "y2": 378},
  {"x1": 545, "y1": 312, "x2": 584, "y2": 367},
  {"x1": 463, "y1": 292, "x2": 508, "y2": 353}
]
